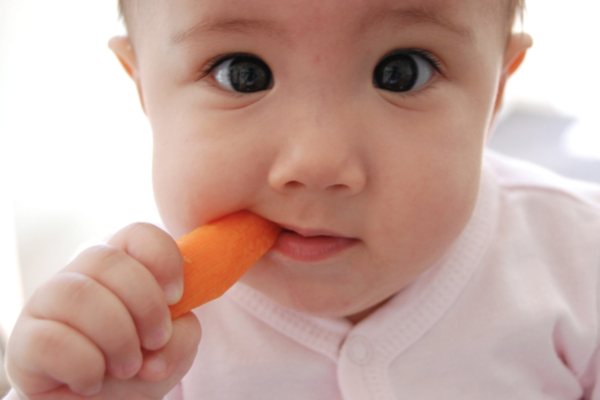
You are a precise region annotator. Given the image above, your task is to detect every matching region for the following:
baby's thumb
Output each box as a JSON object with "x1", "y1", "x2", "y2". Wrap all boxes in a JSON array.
[{"x1": 137, "y1": 312, "x2": 201, "y2": 384}]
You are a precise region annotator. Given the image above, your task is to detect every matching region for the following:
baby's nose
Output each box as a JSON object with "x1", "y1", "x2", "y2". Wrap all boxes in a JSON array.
[{"x1": 267, "y1": 127, "x2": 367, "y2": 196}]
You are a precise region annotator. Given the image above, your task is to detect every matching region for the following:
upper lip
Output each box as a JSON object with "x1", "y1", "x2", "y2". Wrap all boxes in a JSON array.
[{"x1": 277, "y1": 223, "x2": 349, "y2": 238}]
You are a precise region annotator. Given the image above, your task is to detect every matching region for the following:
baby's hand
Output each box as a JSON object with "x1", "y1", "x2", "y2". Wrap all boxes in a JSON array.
[{"x1": 5, "y1": 223, "x2": 201, "y2": 400}]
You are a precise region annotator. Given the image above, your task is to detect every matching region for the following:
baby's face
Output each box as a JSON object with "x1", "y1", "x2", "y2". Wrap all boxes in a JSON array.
[{"x1": 116, "y1": 0, "x2": 529, "y2": 320}]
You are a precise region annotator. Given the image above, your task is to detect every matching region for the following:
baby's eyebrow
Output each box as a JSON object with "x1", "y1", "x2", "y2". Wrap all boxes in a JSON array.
[
  {"x1": 363, "y1": 5, "x2": 474, "y2": 43},
  {"x1": 172, "y1": 17, "x2": 283, "y2": 45}
]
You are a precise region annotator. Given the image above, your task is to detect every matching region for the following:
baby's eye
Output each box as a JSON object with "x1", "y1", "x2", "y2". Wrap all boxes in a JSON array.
[
  {"x1": 212, "y1": 54, "x2": 273, "y2": 93},
  {"x1": 373, "y1": 51, "x2": 435, "y2": 93}
]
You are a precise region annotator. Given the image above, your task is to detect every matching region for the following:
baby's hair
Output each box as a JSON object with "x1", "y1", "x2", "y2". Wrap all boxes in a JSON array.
[{"x1": 118, "y1": 0, "x2": 526, "y2": 39}]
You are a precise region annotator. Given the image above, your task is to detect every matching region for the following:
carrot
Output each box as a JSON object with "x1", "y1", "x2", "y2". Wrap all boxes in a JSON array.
[{"x1": 169, "y1": 211, "x2": 281, "y2": 319}]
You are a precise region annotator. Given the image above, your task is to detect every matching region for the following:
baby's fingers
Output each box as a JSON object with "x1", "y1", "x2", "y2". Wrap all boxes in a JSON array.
[
  {"x1": 27, "y1": 271, "x2": 143, "y2": 380},
  {"x1": 6, "y1": 317, "x2": 105, "y2": 397},
  {"x1": 64, "y1": 245, "x2": 172, "y2": 352},
  {"x1": 108, "y1": 223, "x2": 184, "y2": 305},
  {"x1": 138, "y1": 312, "x2": 202, "y2": 385}
]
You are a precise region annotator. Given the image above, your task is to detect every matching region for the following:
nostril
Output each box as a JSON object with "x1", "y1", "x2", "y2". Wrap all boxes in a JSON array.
[
  {"x1": 330, "y1": 183, "x2": 350, "y2": 191},
  {"x1": 284, "y1": 181, "x2": 304, "y2": 190},
  {"x1": 281, "y1": 180, "x2": 354, "y2": 193}
]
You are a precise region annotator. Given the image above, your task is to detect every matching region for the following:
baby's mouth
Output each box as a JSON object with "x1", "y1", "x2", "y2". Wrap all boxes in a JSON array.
[{"x1": 271, "y1": 225, "x2": 358, "y2": 262}]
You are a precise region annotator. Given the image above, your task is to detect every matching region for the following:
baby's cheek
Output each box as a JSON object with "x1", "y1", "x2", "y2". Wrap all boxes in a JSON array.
[
  {"x1": 152, "y1": 148, "x2": 261, "y2": 238},
  {"x1": 376, "y1": 157, "x2": 479, "y2": 262}
]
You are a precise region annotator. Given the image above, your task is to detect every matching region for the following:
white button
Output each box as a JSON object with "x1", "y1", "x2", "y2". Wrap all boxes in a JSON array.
[{"x1": 346, "y1": 335, "x2": 372, "y2": 365}]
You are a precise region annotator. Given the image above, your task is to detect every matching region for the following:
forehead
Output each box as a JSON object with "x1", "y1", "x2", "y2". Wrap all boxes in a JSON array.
[{"x1": 131, "y1": 0, "x2": 507, "y2": 48}]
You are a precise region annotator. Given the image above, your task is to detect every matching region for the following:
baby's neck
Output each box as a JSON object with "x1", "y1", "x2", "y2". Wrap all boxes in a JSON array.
[{"x1": 345, "y1": 298, "x2": 392, "y2": 325}]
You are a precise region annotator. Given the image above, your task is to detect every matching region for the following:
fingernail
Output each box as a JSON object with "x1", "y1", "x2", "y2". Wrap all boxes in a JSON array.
[
  {"x1": 82, "y1": 381, "x2": 102, "y2": 396},
  {"x1": 122, "y1": 356, "x2": 142, "y2": 377},
  {"x1": 146, "y1": 325, "x2": 170, "y2": 349},
  {"x1": 165, "y1": 283, "x2": 184, "y2": 305},
  {"x1": 145, "y1": 353, "x2": 167, "y2": 374}
]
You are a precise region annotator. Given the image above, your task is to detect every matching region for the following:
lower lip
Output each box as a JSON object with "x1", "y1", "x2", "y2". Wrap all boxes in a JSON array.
[{"x1": 271, "y1": 231, "x2": 358, "y2": 262}]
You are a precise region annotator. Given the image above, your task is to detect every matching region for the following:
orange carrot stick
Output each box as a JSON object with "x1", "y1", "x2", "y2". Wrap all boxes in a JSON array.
[{"x1": 169, "y1": 211, "x2": 281, "y2": 319}]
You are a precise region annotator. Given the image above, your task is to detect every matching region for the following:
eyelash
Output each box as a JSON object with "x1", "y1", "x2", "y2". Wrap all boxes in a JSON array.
[
  {"x1": 389, "y1": 49, "x2": 443, "y2": 74},
  {"x1": 197, "y1": 49, "x2": 444, "y2": 89},
  {"x1": 199, "y1": 52, "x2": 249, "y2": 79}
]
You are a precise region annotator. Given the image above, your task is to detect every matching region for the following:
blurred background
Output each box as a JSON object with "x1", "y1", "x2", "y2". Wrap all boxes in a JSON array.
[{"x1": 0, "y1": 0, "x2": 599, "y2": 394}]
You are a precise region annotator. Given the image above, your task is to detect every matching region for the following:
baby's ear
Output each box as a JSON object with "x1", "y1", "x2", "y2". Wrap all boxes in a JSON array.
[
  {"x1": 109, "y1": 36, "x2": 138, "y2": 79},
  {"x1": 493, "y1": 32, "x2": 533, "y2": 114},
  {"x1": 108, "y1": 36, "x2": 145, "y2": 113},
  {"x1": 502, "y1": 32, "x2": 533, "y2": 77}
]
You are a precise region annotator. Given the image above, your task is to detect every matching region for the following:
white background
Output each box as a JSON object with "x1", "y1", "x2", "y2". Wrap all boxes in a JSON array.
[
  {"x1": 0, "y1": 0, "x2": 599, "y2": 337},
  {"x1": 0, "y1": 0, "x2": 156, "y2": 336}
]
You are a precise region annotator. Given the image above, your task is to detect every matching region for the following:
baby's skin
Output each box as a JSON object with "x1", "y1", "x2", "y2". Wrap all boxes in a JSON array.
[{"x1": 4, "y1": 0, "x2": 531, "y2": 398}]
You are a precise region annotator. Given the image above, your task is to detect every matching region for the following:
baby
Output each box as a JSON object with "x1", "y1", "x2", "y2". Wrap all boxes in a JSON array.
[{"x1": 5, "y1": 0, "x2": 600, "y2": 398}]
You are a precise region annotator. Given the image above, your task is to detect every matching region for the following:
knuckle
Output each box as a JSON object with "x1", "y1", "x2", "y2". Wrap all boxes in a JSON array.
[
  {"x1": 35, "y1": 327, "x2": 106, "y2": 386},
  {"x1": 128, "y1": 221, "x2": 160, "y2": 234},
  {"x1": 129, "y1": 225, "x2": 182, "y2": 269},
  {"x1": 83, "y1": 244, "x2": 129, "y2": 266},
  {"x1": 59, "y1": 273, "x2": 99, "y2": 308},
  {"x1": 72, "y1": 244, "x2": 131, "y2": 275},
  {"x1": 115, "y1": 222, "x2": 162, "y2": 246},
  {"x1": 77, "y1": 243, "x2": 116, "y2": 260},
  {"x1": 184, "y1": 314, "x2": 202, "y2": 342},
  {"x1": 75, "y1": 245, "x2": 136, "y2": 280},
  {"x1": 138, "y1": 294, "x2": 169, "y2": 324},
  {"x1": 35, "y1": 324, "x2": 73, "y2": 358},
  {"x1": 152, "y1": 251, "x2": 184, "y2": 280},
  {"x1": 107, "y1": 326, "x2": 139, "y2": 355},
  {"x1": 176, "y1": 314, "x2": 202, "y2": 347},
  {"x1": 29, "y1": 272, "x2": 98, "y2": 319}
]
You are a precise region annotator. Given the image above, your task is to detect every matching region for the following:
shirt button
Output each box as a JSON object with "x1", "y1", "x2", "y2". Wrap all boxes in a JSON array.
[{"x1": 346, "y1": 335, "x2": 373, "y2": 365}]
